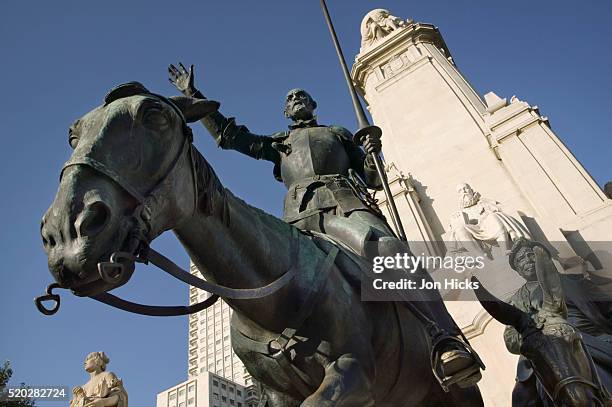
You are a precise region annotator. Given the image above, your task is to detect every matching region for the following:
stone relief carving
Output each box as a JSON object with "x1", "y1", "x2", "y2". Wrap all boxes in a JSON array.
[
  {"x1": 449, "y1": 183, "x2": 531, "y2": 256},
  {"x1": 70, "y1": 352, "x2": 128, "y2": 407},
  {"x1": 360, "y1": 9, "x2": 410, "y2": 50}
]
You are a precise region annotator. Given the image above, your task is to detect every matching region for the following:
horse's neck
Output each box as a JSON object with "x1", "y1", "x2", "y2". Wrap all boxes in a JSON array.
[{"x1": 173, "y1": 149, "x2": 297, "y2": 323}]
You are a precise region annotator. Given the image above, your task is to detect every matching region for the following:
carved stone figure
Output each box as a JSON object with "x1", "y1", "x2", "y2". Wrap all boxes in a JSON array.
[
  {"x1": 70, "y1": 352, "x2": 127, "y2": 407},
  {"x1": 360, "y1": 9, "x2": 408, "y2": 50},
  {"x1": 40, "y1": 81, "x2": 485, "y2": 406},
  {"x1": 449, "y1": 183, "x2": 530, "y2": 255}
]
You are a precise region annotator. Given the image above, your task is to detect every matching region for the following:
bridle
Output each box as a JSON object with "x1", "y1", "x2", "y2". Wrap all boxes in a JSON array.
[
  {"x1": 36, "y1": 84, "x2": 297, "y2": 317},
  {"x1": 550, "y1": 339, "x2": 610, "y2": 405},
  {"x1": 527, "y1": 324, "x2": 610, "y2": 405}
]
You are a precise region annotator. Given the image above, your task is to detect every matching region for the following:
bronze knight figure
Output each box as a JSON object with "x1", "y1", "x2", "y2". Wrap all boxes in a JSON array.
[{"x1": 169, "y1": 62, "x2": 484, "y2": 391}]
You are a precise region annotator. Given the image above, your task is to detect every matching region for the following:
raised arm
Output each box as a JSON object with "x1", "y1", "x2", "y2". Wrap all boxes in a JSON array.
[{"x1": 168, "y1": 63, "x2": 280, "y2": 163}]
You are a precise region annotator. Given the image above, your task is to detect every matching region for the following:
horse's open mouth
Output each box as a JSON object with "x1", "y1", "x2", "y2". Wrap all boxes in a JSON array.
[
  {"x1": 58, "y1": 254, "x2": 136, "y2": 297},
  {"x1": 70, "y1": 278, "x2": 110, "y2": 297}
]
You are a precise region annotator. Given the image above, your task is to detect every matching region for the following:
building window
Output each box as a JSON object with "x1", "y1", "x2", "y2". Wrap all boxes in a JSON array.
[
  {"x1": 169, "y1": 393, "x2": 176, "y2": 400},
  {"x1": 188, "y1": 398, "x2": 195, "y2": 405},
  {"x1": 213, "y1": 380, "x2": 218, "y2": 387},
  {"x1": 236, "y1": 390, "x2": 241, "y2": 396},
  {"x1": 221, "y1": 383, "x2": 226, "y2": 390}
]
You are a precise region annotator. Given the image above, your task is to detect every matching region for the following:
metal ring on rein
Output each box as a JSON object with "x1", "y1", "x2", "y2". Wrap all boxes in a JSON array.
[
  {"x1": 35, "y1": 247, "x2": 145, "y2": 316},
  {"x1": 34, "y1": 283, "x2": 62, "y2": 315},
  {"x1": 97, "y1": 251, "x2": 141, "y2": 284}
]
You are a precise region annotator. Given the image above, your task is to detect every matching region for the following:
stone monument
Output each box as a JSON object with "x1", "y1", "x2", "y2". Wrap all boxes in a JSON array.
[
  {"x1": 70, "y1": 352, "x2": 128, "y2": 407},
  {"x1": 352, "y1": 8, "x2": 612, "y2": 406}
]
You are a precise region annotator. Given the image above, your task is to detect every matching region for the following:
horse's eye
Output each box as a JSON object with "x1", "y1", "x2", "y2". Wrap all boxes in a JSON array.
[
  {"x1": 143, "y1": 108, "x2": 169, "y2": 129},
  {"x1": 69, "y1": 136, "x2": 79, "y2": 149}
]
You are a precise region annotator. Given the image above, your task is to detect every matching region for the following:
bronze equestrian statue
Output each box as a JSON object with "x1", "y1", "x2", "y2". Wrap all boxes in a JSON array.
[
  {"x1": 39, "y1": 81, "x2": 485, "y2": 406},
  {"x1": 168, "y1": 62, "x2": 483, "y2": 389},
  {"x1": 474, "y1": 238, "x2": 611, "y2": 406}
]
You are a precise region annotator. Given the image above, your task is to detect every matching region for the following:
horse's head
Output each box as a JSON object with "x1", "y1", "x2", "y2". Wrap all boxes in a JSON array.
[
  {"x1": 473, "y1": 260, "x2": 609, "y2": 405},
  {"x1": 40, "y1": 82, "x2": 218, "y2": 297}
]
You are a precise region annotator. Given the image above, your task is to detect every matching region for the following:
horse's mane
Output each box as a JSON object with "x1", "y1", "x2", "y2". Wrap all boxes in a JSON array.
[
  {"x1": 190, "y1": 145, "x2": 295, "y2": 234},
  {"x1": 191, "y1": 146, "x2": 230, "y2": 225}
]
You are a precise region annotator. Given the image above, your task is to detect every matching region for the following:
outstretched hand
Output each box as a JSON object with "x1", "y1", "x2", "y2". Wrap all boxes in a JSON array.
[{"x1": 168, "y1": 62, "x2": 196, "y2": 96}]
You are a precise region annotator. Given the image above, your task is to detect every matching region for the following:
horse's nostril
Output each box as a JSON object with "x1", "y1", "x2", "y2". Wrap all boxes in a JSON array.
[
  {"x1": 41, "y1": 225, "x2": 57, "y2": 248},
  {"x1": 77, "y1": 201, "x2": 111, "y2": 237},
  {"x1": 43, "y1": 235, "x2": 56, "y2": 248}
]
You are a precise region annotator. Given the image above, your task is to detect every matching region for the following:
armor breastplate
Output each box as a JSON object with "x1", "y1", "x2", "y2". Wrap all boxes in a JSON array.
[{"x1": 279, "y1": 126, "x2": 351, "y2": 188}]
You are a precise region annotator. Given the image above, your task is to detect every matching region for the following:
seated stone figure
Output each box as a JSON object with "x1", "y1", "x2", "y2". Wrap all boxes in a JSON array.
[
  {"x1": 168, "y1": 62, "x2": 484, "y2": 390},
  {"x1": 449, "y1": 183, "x2": 530, "y2": 256},
  {"x1": 504, "y1": 238, "x2": 612, "y2": 404},
  {"x1": 70, "y1": 352, "x2": 127, "y2": 407}
]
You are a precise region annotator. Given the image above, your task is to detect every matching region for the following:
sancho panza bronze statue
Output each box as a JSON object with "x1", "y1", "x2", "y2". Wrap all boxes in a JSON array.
[{"x1": 169, "y1": 62, "x2": 484, "y2": 389}]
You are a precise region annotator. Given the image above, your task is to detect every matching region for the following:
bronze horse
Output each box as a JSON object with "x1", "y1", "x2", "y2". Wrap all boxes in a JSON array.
[
  {"x1": 39, "y1": 83, "x2": 483, "y2": 406},
  {"x1": 473, "y1": 251, "x2": 611, "y2": 407}
]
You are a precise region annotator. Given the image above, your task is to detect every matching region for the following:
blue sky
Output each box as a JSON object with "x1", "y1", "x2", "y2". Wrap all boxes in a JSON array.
[{"x1": 1, "y1": 0, "x2": 610, "y2": 405}]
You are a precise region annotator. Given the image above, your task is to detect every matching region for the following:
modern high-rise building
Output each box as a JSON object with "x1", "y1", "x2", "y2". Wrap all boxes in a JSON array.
[
  {"x1": 157, "y1": 263, "x2": 259, "y2": 407},
  {"x1": 156, "y1": 371, "x2": 249, "y2": 407},
  {"x1": 187, "y1": 263, "x2": 253, "y2": 387}
]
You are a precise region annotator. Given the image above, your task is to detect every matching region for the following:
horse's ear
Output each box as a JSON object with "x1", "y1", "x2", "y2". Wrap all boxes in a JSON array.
[
  {"x1": 534, "y1": 246, "x2": 567, "y2": 317},
  {"x1": 472, "y1": 277, "x2": 532, "y2": 333},
  {"x1": 170, "y1": 96, "x2": 220, "y2": 123}
]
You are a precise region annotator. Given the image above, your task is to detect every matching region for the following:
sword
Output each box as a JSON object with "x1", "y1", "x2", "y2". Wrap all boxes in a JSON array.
[{"x1": 319, "y1": 0, "x2": 407, "y2": 241}]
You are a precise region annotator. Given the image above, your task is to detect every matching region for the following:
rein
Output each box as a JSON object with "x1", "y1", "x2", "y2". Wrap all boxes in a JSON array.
[
  {"x1": 551, "y1": 375, "x2": 602, "y2": 402},
  {"x1": 36, "y1": 89, "x2": 297, "y2": 316}
]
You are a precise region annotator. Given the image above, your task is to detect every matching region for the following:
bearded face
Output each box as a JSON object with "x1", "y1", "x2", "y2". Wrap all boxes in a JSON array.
[{"x1": 457, "y1": 184, "x2": 479, "y2": 208}]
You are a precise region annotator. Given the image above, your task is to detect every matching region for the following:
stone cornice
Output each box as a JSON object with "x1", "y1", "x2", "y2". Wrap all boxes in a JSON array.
[
  {"x1": 485, "y1": 98, "x2": 550, "y2": 144},
  {"x1": 352, "y1": 22, "x2": 452, "y2": 91},
  {"x1": 461, "y1": 308, "x2": 495, "y2": 339}
]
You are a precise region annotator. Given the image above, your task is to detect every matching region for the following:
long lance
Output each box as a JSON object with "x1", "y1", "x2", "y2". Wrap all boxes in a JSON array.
[{"x1": 319, "y1": 0, "x2": 407, "y2": 241}]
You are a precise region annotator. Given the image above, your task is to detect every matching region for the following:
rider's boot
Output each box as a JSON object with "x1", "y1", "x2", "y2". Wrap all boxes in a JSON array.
[{"x1": 372, "y1": 236, "x2": 485, "y2": 391}]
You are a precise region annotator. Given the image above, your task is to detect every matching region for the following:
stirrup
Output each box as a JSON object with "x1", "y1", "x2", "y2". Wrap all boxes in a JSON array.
[{"x1": 430, "y1": 334, "x2": 485, "y2": 392}]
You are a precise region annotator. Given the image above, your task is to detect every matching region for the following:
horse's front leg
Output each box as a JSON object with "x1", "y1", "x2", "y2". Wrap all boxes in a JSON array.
[{"x1": 301, "y1": 353, "x2": 375, "y2": 407}]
